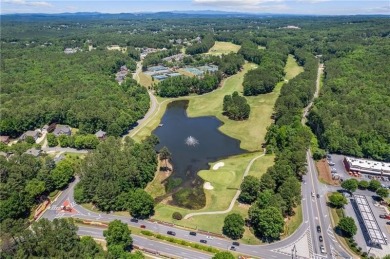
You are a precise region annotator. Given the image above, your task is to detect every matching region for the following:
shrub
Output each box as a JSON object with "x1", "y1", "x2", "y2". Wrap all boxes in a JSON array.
[
  {"x1": 172, "y1": 212, "x2": 183, "y2": 220},
  {"x1": 141, "y1": 230, "x2": 154, "y2": 236}
]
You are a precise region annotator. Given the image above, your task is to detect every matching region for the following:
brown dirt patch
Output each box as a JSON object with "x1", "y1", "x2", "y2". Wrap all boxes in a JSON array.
[{"x1": 316, "y1": 159, "x2": 340, "y2": 186}]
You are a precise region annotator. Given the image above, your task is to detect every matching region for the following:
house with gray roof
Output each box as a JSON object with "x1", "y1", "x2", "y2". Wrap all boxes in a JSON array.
[
  {"x1": 53, "y1": 125, "x2": 71, "y2": 137},
  {"x1": 95, "y1": 130, "x2": 107, "y2": 139},
  {"x1": 24, "y1": 148, "x2": 42, "y2": 157},
  {"x1": 21, "y1": 130, "x2": 40, "y2": 141}
]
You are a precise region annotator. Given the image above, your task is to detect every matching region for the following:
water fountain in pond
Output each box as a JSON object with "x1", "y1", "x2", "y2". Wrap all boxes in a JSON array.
[{"x1": 185, "y1": 136, "x2": 199, "y2": 146}]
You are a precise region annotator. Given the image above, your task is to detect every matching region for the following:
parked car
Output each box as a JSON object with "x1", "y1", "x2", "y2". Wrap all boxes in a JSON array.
[
  {"x1": 140, "y1": 225, "x2": 146, "y2": 229},
  {"x1": 379, "y1": 214, "x2": 390, "y2": 219},
  {"x1": 386, "y1": 222, "x2": 390, "y2": 225},
  {"x1": 317, "y1": 226, "x2": 321, "y2": 233},
  {"x1": 200, "y1": 240, "x2": 207, "y2": 244},
  {"x1": 328, "y1": 161, "x2": 335, "y2": 166},
  {"x1": 317, "y1": 194, "x2": 320, "y2": 198},
  {"x1": 319, "y1": 235, "x2": 323, "y2": 242},
  {"x1": 230, "y1": 246, "x2": 236, "y2": 251},
  {"x1": 130, "y1": 218, "x2": 138, "y2": 223},
  {"x1": 312, "y1": 192, "x2": 315, "y2": 197},
  {"x1": 320, "y1": 245, "x2": 326, "y2": 254},
  {"x1": 189, "y1": 231, "x2": 197, "y2": 236},
  {"x1": 232, "y1": 241, "x2": 240, "y2": 246},
  {"x1": 206, "y1": 236, "x2": 213, "y2": 239},
  {"x1": 167, "y1": 231, "x2": 176, "y2": 236}
]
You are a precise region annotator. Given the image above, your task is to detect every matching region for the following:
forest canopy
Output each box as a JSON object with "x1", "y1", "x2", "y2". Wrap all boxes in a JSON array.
[
  {"x1": 74, "y1": 136, "x2": 158, "y2": 212},
  {"x1": 0, "y1": 46, "x2": 149, "y2": 137}
]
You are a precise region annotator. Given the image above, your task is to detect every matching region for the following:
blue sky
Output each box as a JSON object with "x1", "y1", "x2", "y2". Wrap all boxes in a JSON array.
[{"x1": 1, "y1": 0, "x2": 389, "y2": 15}]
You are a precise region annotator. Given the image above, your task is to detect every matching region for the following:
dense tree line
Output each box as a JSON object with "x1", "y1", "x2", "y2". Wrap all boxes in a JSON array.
[
  {"x1": 0, "y1": 218, "x2": 144, "y2": 259},
  {"x1": 239, "y1": 49, "x2": 315, "y2": 241},
  {"x1": 142, "y1": 48, "x2": 181, "y2": 68},
  {"x1": 185, "y1": 34, "x2": 215, "y2": 55},
  {"x1": 308, "y1": 40, "x2": 390, "y2": 161},
  {"x1": 275, "y1": 49, "x2": 318, "y2": 125},
  {"x1": 238, "y1": 40, "x2": 263, "y2": 64},
  {"x1": 0, "y1": 218, "x2": 106, "y2": 258},
  {"x1": 0, "y1": 46, "x2": 150, "y2": 138},
  {"x1": 216, "y1": 53, "x2": 245, "y2": 75},
  {"x1": 156, "y1": 74, "x2": 220, "y2": 97},
  {"x1": 243, "y1": 41, "x2": 289, "y2": 96},
  {"x1": 74, "y1": 136, "x2": 157, "y2": 213},
  {"x1": 47, "y1": 133, "x2": 100, "y2": 149},
  {"x1": 127, "y1": 46, "x2": 141, "y2": 61},
  {"x1": 0, "y1": 155, "x2": 75, "y2": 222},
  {"x1": 223, "y1": 91, "x2": 250, "y2": 120}
]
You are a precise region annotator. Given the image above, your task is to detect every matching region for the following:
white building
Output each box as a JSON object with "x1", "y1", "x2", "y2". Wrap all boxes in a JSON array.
[{"x1": 344, "y1": 156, "x2": 390, "y2": 175}]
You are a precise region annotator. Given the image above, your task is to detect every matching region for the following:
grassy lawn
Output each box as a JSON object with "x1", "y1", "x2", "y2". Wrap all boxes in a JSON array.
[
  {"x1": 145, "y1": 160, "x2": 172, "y2": 199},
  {"x1": 258, "y1": 45, "x2": 266, "y2": 50},
  {"x1": 138, "y1": 72, "x2": 155, "y2": 87},
  {"x1": 206, "y1": 41, "x2": 241, "y2": 56},
  {"x1": 282, "y1": 205, "x2": 303, "y2": 238},
  {"x1": 248, "y1": 154, "x2": 275, "y2": 177},
  {"x1": 284, "y1": 54, "x2": 304, "y2": 80},
  {"x1": 187, "y1": 62, "x2": 277, "y2": 151}
]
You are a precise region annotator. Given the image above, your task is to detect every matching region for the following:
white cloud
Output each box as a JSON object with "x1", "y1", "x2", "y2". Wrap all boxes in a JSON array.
[{"x1": 3, "y1": 0, "x2": 53, "y2": 7}]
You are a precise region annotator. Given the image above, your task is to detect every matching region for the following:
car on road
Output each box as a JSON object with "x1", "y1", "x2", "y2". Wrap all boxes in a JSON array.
[
  {"x1": 320, "y1": 245, "x2": 326, "y2": 254},
  {"x1": 232, "y1": 241, "x2": 240, "y2": 246},
  {"x1": 317, "y1": 194, "x2": 320, "y2": 198},
  {"x1": 189, "y1": 231, "x2": 197, "y2": 236},
  {"x1": 328, "y1": 161, "x2": 335, "y2": 166},
  {"x1": 379, "y1": 214, "x2": 390, "y2": 219},
  {"x1": 312, "y1": 192, "x2": 315, "y2": 197},
  {"x1": 317, "y1": 226, "x2": 321, "y2": 233},
  {"x1": 200, "y1": 240, "x2": 207, "y2": 244},
  {"x1": 230, "y1": 246, "x2": 236, "y2": 251},
  {"x1": 387, "y1": 222, "x2": 390, "y2": 225},
  {"x1": 140, "y1": 225, "x2": 146, "y2": 229},
  {"x1": 319, "y1": 235, "x2": 323, "y2": 242},
  {"x1": 167, "y1": 231, "x2": 176, "y2": 236},
  {"x1": 206, "y1": 236, "x2": 213, "y2": 239},
  {"x1": 130, "y1": 218, "x2": 138, "y2": 223}
]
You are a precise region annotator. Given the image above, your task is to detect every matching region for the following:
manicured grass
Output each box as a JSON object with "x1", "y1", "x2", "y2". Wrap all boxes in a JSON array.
[
  {"x1": 248, "y1": 154, "x2": 275, "y2": 177},
  {"x1": 283, "y1": 205, "x2": 303, "y2": 237},
  {"x1": 258, "y1": 45, "x2": 266, "y2": 50},
  {"x1": 186, "y1": 62, "x2": 278, "y2": 151},
  {"x1": 207, "y1": 41, "x2": 241, "y2": 56},
  {"x1": 284, "y1": 54, "x2": 304, "y2": 80}
]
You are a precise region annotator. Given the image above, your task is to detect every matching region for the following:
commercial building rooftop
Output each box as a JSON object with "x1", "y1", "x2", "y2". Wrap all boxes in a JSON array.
[
  {"x1": 353, "y1": 194, "x2": 387, "y2": 246},
  {"x1": 344, "y1": 156, "x2": 390, "y2": 175}
]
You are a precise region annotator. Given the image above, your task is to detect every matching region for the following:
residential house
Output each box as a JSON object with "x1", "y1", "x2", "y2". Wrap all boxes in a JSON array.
[
  {"x1": 0, "y1": 136, "x2": 10, "y2": 144},
  {"x1": 95, "y1": 130, "x2": 107, "y2": 139},
  {"x1": 21, "y1": 130, "x2": 40, "y2": 141},
  {"x1": 53, "y1": 125, "x2": 71, "y2": 137},
  {"x1": 24, "y1": 148, "x2": 42, "y2": 157}
]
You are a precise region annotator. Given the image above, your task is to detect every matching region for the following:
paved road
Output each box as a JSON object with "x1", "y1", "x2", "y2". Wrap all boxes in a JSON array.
[
  {"x1": 78, "y1": 225, "x2": 212, "y2": 259},
  {"x1": 41, "y1": 177, "x2": 298, "y2": 259},
  {"x1": 184, "y1": 152, "x2": 265, "y2": 219},
  {"x1": 42, "y1": 147, "x2": 89, "y2": 154}
]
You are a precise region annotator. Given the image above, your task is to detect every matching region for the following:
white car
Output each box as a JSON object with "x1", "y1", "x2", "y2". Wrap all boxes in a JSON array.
[{"x1": 320, "y1": 245, "x2": 326, "y2": 254}]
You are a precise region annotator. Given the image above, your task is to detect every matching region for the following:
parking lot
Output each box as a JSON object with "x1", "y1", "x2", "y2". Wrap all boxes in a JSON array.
[
  {"x1": 328, "y1": 154, "x2": 390, "y2": 187},
  {"x1": 342, "y1": 191, "x2": 390, "y2": 257},
  {"x1": 326, "y1": 154, "x2": 390, "y2": 257}
]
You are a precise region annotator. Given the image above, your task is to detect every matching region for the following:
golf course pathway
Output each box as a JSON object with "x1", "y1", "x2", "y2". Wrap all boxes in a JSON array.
[{"x1": 184, "y1": 150, "x2": 266, "y2": 219}]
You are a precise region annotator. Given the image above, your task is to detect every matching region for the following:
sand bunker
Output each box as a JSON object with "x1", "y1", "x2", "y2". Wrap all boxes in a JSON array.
[
  {"x1": 213, "y1": 162, "x2": 225, "y2": 170},
  {"x1": 204, "y1": 182, "x2": 214, "y2": 190}
]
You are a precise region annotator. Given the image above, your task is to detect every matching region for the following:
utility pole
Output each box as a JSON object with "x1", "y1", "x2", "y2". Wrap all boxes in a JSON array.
[{"x1": 291, "y1": 244, "x2": 297, "y2": 259}]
